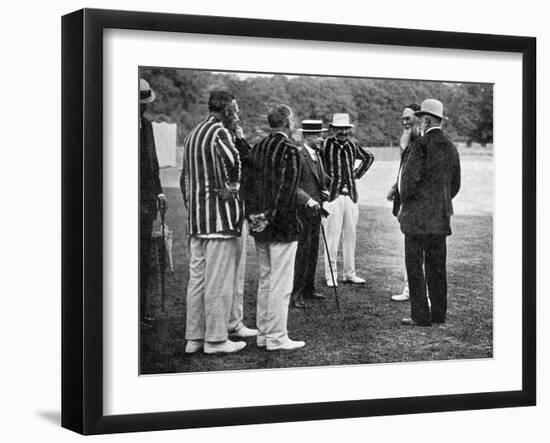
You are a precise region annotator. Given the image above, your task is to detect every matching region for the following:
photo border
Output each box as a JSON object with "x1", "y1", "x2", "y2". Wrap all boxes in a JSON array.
[{"x1": 61, "y1": 8, "x2": 536, "y2": 435}]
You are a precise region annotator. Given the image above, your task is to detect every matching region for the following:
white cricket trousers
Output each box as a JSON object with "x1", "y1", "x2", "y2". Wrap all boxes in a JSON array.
[
  {"x1": 185, "y1": 236, "x2": 237, "y2": 342},
  {"x1": 323, "y1": 195, "x2": 359, "y2": 282},
  {"x1": 229, "y1": 225, "x2": 248, "y2": 332},
  {"x1": 255, "y1": 240, "x2": 298, "y2": 348}
]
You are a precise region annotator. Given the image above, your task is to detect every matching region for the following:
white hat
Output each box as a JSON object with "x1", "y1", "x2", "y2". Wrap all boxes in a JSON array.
[
  {"x1": 329, "y1": 113, "x2": 354, "y2": 128},
  {"x1": 140, "y1": 78, "x2": 156, "y2": 104},
  {"x1": 415, "y1": 99, "x2": 448, "y2": 120}
]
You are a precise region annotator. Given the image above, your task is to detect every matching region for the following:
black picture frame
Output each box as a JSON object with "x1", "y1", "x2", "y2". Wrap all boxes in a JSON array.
[{"x1": 61, "y1": 8, "x2": 536, "y2": 435}]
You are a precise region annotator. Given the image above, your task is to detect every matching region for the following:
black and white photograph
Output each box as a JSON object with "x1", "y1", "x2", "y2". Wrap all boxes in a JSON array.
[
  {"x1": 0, "y1": 0, "x2": 541, "y2": 440},
  {"x1": 138, "y1": 67, "x2": 493, "y2": 374}
]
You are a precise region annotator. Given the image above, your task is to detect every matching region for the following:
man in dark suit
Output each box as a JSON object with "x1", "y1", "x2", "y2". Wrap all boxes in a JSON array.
[
  {"x1": 291, "y1": 120, "x2": 331, "y2": 309},
  {"x1": 139, "y1": 78, "x2": 166, "y2": 327},
  {"x1": 387, "y1": 103, "x2": 422, "y2": 302},
  {"x1": 398, "y1": 99, "x2": 461, "y2": 326},
  {"x1": 245, "y1": 104, "x2": 306, "y2": 351}
]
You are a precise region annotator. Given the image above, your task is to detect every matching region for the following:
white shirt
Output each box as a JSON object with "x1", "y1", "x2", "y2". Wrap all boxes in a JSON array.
[
  {"x1": 303, "y1": 144, "x2": 319, "y2": 208},
  {"x1": 304, "y1": 144, "x2": 318, "y2": 162}
]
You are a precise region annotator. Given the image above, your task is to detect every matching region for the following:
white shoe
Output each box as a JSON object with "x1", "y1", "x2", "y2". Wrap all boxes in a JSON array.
[
  {"x1": 185, "y1": 340, "x2": 203, "y2": 354},
  {"x1": 344, "y1": 275, "x2": 366, "y2": 284},
  {"x1": 229, "y1": 326, "x2": 259, "y2": 338},
  {"x1": 204, "y1": 340, "x2": 246, "y2": 354},
  {"x1": 391, "y1": 287, "x2": 410, "y2": 301},
  {"x1": 267, "y1": 339, "x2": 306, "y2": 351},
  {"x1": 257, "y1": 336, "x2": 266, "y2": 348},
  {"x1": 326, "y1": 279, "x2": 338, "y2": 288},
  {"x1": 391, "y1": 293, "x2": 410, "y2": 302}
]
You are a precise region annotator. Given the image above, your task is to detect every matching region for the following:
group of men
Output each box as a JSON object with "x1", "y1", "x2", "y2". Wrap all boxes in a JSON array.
[{"x1": 139, "y1": 77, "x2": 461, "y2": 355}]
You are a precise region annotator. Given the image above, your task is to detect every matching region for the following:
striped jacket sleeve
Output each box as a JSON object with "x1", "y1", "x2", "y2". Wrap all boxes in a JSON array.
[
  {"x1": 268, "y1": 145, "x2": 301, "y2": 221},
  {"x1": 214, "y1": 127, "x2": 241, "y2": 190},
  {"x1": 353, "y1": 141, "x2": 375, "y2": 179},
  {"x1": 322, "y1": 138, "x2": 340, "y2": 201}
]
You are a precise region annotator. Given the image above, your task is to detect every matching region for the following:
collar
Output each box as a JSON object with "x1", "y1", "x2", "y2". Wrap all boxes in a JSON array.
[
  {"x1": 425, "y1": 126, "x2": 441, "y2": 135},
  {"x1": 273, "y1": 131, "x2": 288, "y2": 138}
]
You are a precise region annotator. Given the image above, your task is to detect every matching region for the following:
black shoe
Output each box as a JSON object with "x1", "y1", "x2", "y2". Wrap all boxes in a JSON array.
[
  {"x1": 292, "y1": 300, "x2": 309, "y2": 309},
  {"x1": 401, "y1": 318, "x2": 431, "y2": 327},
  {"x1": 305, "y1": 292, "x2": 326, "y2": 300}
]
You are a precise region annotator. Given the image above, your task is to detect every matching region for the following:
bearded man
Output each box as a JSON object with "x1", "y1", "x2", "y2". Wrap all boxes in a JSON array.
[{"x1": 387, "y1": 103, "x2": 422, "y2": 301}]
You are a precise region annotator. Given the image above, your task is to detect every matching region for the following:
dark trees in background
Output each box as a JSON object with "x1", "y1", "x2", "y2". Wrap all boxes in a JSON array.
[{"x1": 140, "y1": 68, "x2": 493, "y2": 147}]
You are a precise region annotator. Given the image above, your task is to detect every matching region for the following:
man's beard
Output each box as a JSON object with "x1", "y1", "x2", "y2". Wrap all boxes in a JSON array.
[{"x1": 410, "y1": 125, "x2": 421, "y2": 142}]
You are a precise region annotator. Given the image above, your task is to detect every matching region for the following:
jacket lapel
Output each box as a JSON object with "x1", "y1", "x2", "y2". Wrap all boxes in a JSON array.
[{"x1": 302, "y1": 148, "x2": 322, "y2": 185}]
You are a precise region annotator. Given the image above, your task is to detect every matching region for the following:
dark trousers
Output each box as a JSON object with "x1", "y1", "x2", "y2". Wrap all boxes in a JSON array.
[
  {"x1": 292, "y1": 214, "x2": 321, "y2": 302},
  {"x1": 140, "y1": 214, "x2": 155, "y2": 320},
  {"x1": 404, "y1": 234, "x2": 448, "y2": 325}
]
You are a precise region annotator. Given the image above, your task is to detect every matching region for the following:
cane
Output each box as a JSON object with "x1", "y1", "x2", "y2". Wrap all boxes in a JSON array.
[
  {"x1": 159, "y1": 204, "x2": 167, "y2": 312},
  {"x1": 319, "y1": 207, "x2": 340, "y2": 311}
]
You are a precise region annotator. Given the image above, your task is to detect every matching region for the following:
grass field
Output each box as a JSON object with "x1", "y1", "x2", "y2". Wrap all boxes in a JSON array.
[{"x1": 140, "y1": 186, "x2": 493, "y2": 374}]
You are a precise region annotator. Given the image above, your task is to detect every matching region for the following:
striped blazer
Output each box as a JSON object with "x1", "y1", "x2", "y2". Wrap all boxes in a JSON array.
[
  {"x1": 180, "y1": 115, "x2": 243, "y2": 236},
  {"x1": 322, "y1": 136, "x2": 375, "y2": 203},
  {"x1": 245, "y1": 132, "x2": 302, "y2": 243}
]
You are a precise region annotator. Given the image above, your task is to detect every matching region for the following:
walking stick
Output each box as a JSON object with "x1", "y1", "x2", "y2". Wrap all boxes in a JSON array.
[
  {"x1": 159, "y1": 205, "x2": 167, "y2": 312},
  {"x1": 319, "y1": 208, "x2": 340, "y2": 311}
]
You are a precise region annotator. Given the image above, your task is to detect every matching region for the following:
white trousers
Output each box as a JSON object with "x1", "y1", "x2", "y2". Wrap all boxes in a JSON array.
[
  {"x1": 255, "y1": 240, "x2": 298, "y2": 348},
  {"x1": 185, "y1": 236, "x2": 237, "y2": 342},
  {"x1": 323, "y1": 195, "x2": 359, "y2": 281},
  {"x1": 229, "y1": 225, "x2": 248, "y2": 332}
]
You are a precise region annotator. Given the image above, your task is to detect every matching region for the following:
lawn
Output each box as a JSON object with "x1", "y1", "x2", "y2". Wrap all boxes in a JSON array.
[{"x1": 140, "y1": 187, "x2": 493, "y2": 374}]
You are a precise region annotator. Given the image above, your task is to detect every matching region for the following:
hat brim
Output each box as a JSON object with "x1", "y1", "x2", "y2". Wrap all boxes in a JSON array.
[
  {"x1": 298, "y1": 128, "x2": 328, "y2": 132},
  {"x1": 140, "y1": 90, "x2": 156, "y2": 104},
  {"x1": 415, "y1": 110, "x2": 448, "y2": 120},
  {"x1": 329, "y1": 124, "x2": 354, "y2": 128}
]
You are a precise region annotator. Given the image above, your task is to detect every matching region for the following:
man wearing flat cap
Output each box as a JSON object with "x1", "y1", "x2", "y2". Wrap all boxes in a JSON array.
[
  {"x1": 290, "y1": 120, "x2": 331, "y2": 309},
  {"x1": 139, "y1": 78, "x2": 166, "y2": 327},
  {"x1": 398, "y1": 99, "x2": 461, "y2": 326},
  {"x1": 322, "y1": 114, "x2": 374, "y2": 288}
]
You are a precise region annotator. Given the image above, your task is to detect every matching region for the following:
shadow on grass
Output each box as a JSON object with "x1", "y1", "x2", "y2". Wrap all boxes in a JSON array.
[{"x1": 140, "y1": 188, "x2": 492, "y2": 374}]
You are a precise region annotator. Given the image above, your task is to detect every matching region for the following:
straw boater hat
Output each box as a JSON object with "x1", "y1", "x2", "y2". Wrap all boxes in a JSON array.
[
  {"x1": 140, "y1": 78, "x2": 156, "y2": 104},
  {"x1": 329, "y1": 113, "x2": 354, "y2": 128},
  {"x1": 415, "y1": 99, "x2": 448, "y2": 120},
  {"x1": 298, "y1": 120, "x2": 327, "y2": 133}
]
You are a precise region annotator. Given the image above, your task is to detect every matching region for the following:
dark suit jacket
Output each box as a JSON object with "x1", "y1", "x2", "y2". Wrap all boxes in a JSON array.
[
  {"x1": 398, "y1": 128, "x2": 461, "y2": 236},
  {"x1": 295, "y1": 146, "x2": 331, "y2": 217},
  {"x1": 140, "y1": 117, "x2": 163, "y2": 219}
]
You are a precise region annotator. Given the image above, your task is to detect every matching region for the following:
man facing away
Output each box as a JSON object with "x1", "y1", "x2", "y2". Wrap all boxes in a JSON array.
[
  {"x1": 245, "y1": 104, "x2": 306, "y2": 351},
  {"x1": 322, "y1": 113, "x2": 374, "y2": 288},
  {"x1": 139, "y1": 78, "x2": 167, "y2": 328},
  {"x1": 398, "y1": 99, "x2": 461, "y2": 326},
  {"x1": 387, "y1": 103, "x2": 422, "y2": 302},
  {"x1": 180, "y1": 90, "x2": 247, "y2": 354}
]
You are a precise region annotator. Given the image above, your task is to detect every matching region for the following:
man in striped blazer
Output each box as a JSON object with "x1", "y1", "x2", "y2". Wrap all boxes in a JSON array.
[
  {"x1": 180, "y1": 90, "x2": 248, "y2": 355},
  {"x1": 245, "y1": 104, "x2": 306, "y2": 351},
  {"x1": 322, "y1": 113, "x2": 374, "y2": 287}
]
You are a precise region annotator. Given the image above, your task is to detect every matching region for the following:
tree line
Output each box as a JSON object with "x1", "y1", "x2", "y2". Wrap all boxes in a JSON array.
[{"x1": 140, "y1": 68, "x2": 493, "y2": 147}]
